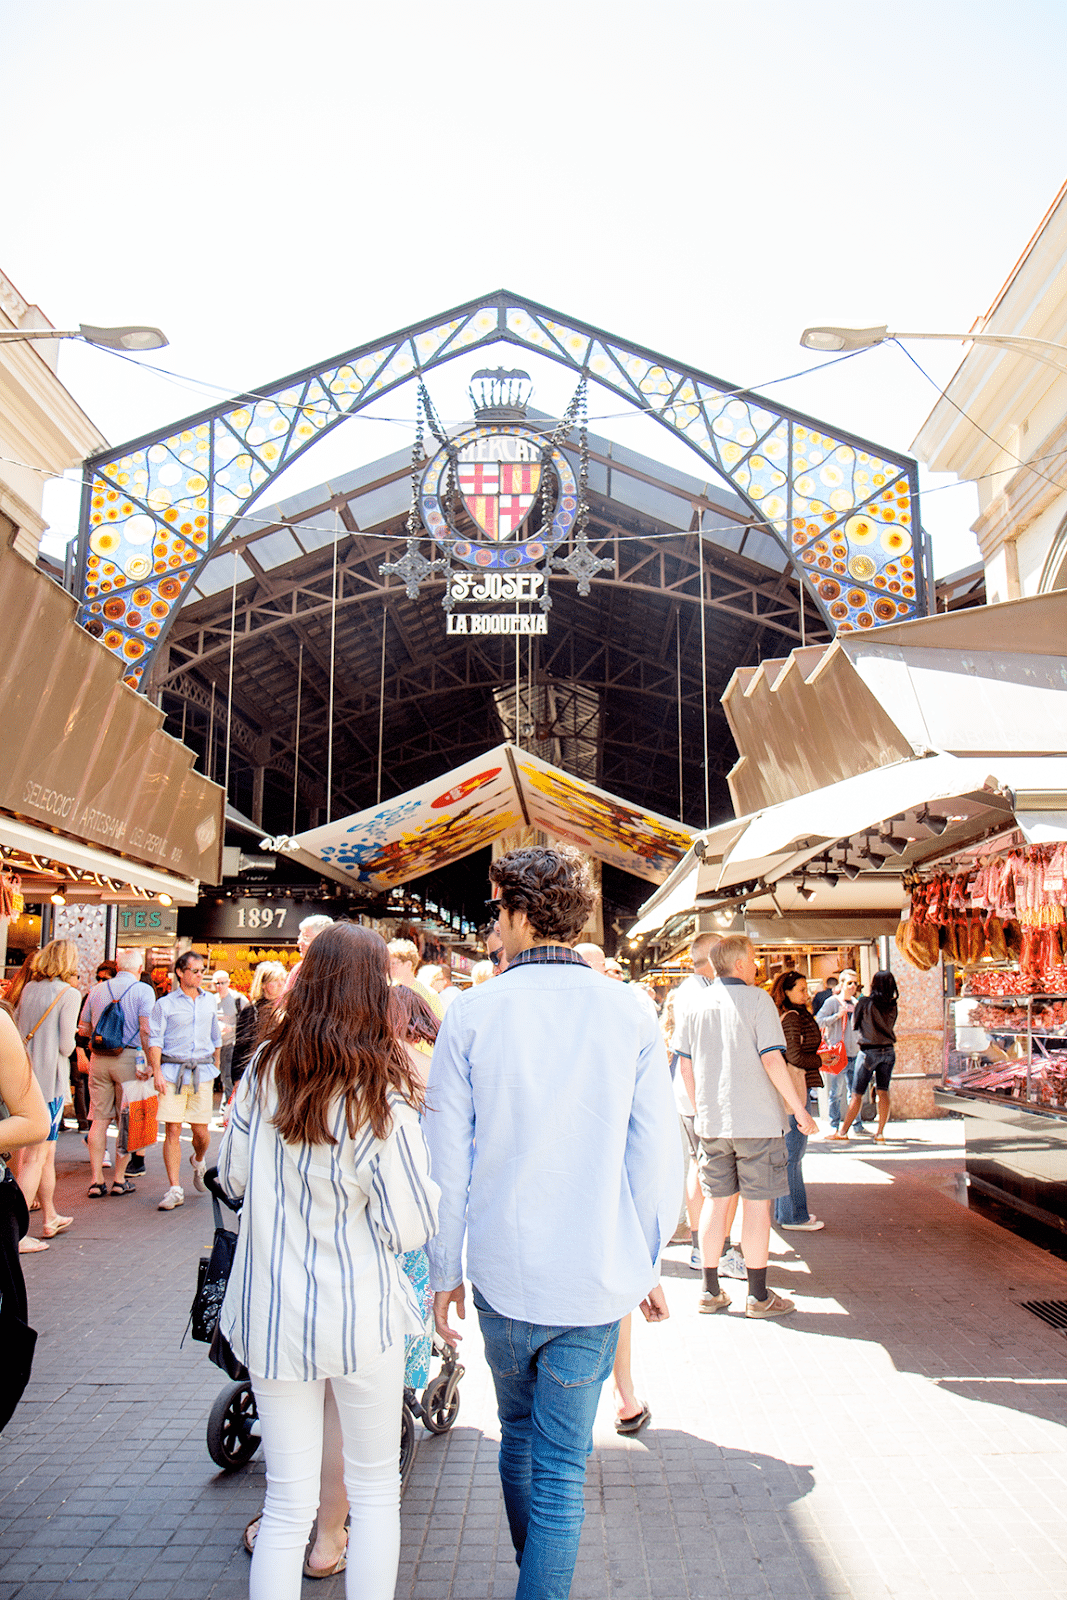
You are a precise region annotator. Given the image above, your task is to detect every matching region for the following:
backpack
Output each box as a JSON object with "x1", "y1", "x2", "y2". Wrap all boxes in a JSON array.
[{"x1": 90, "y1": 982, "x2": 126, "y2": 1056}]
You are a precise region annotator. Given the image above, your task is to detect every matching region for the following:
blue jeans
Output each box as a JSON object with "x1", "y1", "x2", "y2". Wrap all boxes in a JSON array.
[
  {"x1": 845, "y1": 1055, "x2": 866, "y2": 1125},
  {"x1": 774, "y1": 1115, "x2": 810, "y2": 1225},
  {"x1": 824, "y1": 1055, "x2": 856, "y2": 1128},
  {"x1": 472, "y1": 1286, "x2": 619, "y2": 1600}
]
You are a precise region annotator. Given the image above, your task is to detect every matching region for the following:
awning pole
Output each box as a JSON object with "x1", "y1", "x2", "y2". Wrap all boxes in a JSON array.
[
  {"x1": 292, "y1": 643, "x2": 303, "y2": 835},
  {"x1": 376, "y1": 605, "x2": 387, "y2": 804},
  {"x1": 223, "y1": 548, "x2": 238, "y2": 804},
  {"x1": 207, "y1": 681, "x2": 216, "y2": 779},
  {"x1": 676, "y1": 609, "x2": 684, "y2": 821},
  {"x1": 514, "y1": 614, "x2": 521, "y2": 748},
  {"x1": 698, "y1": 529, "x2": 710, "y2": 828},
  {"x1": 326, "y1": 508, "x2": 339, "y2": 825}
]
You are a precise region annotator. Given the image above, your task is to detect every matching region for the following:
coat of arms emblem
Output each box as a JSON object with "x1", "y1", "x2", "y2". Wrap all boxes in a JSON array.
[{"x1": 421, "y1": 420, "x2": 578, "y2": 571}]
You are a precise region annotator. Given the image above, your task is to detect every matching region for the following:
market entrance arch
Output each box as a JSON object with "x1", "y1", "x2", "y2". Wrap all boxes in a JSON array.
[
  {"x1": 73, "y1": 294, "x2": 930, "y2": 926},
  {"x1": 76, "y1": 290, "x2": 929, "y2": 695}
]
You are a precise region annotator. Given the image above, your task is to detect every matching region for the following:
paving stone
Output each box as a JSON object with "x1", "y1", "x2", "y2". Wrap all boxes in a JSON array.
[{"x1": 10, "y1": 1123, "x2": 1067, "y2": 1598}]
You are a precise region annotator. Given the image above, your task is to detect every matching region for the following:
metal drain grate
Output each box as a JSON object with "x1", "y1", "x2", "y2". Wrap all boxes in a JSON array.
[{"x1": 1019, "y1": 1299, "x2": 1067, "y2": 1333}]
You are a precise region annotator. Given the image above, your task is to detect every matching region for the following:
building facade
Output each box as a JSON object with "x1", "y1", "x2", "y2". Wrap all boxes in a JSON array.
[
  {"x1": 912, "y1": 179, "x2": 1067, "y2": 605},
  {"x1": 0, "y1": 266, "x2": 105, "y2": 565}
]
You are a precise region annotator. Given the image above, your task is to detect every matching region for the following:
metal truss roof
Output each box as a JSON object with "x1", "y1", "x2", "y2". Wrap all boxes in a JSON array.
[
  {"x1": 153, "y1": 420, "x2": 831, "y2": 842},
  {"x1": 76, "y1": 291, "x2": 929, "y2": 693}
]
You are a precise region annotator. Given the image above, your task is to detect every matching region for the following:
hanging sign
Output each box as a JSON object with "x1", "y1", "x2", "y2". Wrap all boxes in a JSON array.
[
  {"x1": 422, "y1": 420, "x2": 575, "y2": 636},
  {"x1": 380, "y1": 371, "x2": 611, "y2": 634},
  {"x1": 444, "y1": 571, "x2": 549, "y2": 634}
]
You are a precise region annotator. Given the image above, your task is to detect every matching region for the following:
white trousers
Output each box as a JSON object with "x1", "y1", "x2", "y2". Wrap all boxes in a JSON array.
[{"x1": 250, "y1": 1341, "x2": 404, "y2": 1600}]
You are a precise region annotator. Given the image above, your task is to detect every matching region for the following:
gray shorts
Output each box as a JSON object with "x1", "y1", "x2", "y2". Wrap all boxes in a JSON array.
[
  {"x1": 680, "y1": 1112, "x2": 699, "y2": 1162},
  {"x1": 698, "y1": 1136, "x2": 789, "y2": 1202}
]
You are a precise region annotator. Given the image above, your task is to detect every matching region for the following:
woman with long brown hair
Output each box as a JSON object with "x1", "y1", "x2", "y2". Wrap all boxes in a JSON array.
[
  {"x1": 768, "y1": 970, "x2": 825, "y2": 1233},
  {"x1": 14, "y1": 940, "x2": 82, "y2": 1251},
  {"x1": 216, "y1": 923, "x2": 438, "y2": 1600}
]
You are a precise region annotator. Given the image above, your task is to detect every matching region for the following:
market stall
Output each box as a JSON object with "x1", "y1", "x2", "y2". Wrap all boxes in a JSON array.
[
  {"x1": 631, "y1": 591, "x2": 1067, "y2": 1193},
  {"x1": 894, "y1": 835, "x2": 1067, "y2": 1230}
]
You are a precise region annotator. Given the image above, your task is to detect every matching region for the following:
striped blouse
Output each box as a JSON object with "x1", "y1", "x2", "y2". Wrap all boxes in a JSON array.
[{"x1": 216, "y1": 1069, "x2": 439, "y2": 1382}]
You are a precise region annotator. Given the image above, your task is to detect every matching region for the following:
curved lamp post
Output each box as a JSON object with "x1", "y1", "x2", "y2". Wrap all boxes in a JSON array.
[
  {"x1": 0, "y1": 323, "x2": 168, "y2": 352},
  {"x1": 800, "y1": 324, "x2": 1067, "y2": 377}
]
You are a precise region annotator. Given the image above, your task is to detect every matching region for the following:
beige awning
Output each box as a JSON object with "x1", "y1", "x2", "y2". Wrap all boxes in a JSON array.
[
  {"x1": 723, "y1": 590, "x2": 1067, "y2": 815},
  {"x1": 0, "y1": 542, "x2": 223, "y2": 896}
]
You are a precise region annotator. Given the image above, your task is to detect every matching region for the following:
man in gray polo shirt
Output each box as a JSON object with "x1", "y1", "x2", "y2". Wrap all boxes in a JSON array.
[{"x1": 674, "y1": 934, "x2": 817, "y2": 1319}]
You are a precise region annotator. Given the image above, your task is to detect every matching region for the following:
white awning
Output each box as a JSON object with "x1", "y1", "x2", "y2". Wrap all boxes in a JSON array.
[
  {"x1": 0, "y1": 813, "x2": 201, "y2": 905},
  {"x1": 634, "y1": 754, "x2": 1067, "y2": 938}
]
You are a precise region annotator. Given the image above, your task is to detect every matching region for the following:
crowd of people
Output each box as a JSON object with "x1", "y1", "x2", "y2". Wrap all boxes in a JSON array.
[{"x1": 0, "y1": 853, "x2": 903, "y2": 1600}]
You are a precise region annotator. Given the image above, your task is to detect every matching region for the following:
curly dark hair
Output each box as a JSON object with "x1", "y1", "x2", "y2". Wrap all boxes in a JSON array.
[{"x1": 489, "y1": 846, "x2": 595, "y2": 945}]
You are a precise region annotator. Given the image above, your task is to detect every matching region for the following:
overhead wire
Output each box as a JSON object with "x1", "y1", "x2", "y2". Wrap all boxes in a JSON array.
[
  {"x1": 891, "y1": 339, "x2": 1067, "y2": 500},
  {"x1": 14, "y1": 337, "x2": 1067, "y2": 576},
  {"x1": 101, "y1": 341, "x2": 874, "y2": 432}
]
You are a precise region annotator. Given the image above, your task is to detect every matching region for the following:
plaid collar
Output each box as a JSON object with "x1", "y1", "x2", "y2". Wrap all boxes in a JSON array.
[{"x1": 505, "y1": 945, "x2": 590, "y2": 970}]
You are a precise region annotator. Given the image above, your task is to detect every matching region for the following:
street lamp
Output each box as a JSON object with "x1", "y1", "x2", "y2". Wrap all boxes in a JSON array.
[
  {"x1": 800, "y1": 324, "x2": 1067, "y2": 377},
  {"x1": 0, "y1": 323, "x2": 168, "y2": 351}
]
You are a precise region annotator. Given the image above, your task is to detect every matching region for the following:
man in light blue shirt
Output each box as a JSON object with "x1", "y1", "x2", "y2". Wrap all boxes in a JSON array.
[
  {"x1": 80, "y1": 949, "x2": 155, "y2": 1197},
  {"x1": 427, "y1": 846, "x2": 681, "y2": 1600},
  {"x1": 148, "y1": 950, "x2": 221, "y2": 1211}
]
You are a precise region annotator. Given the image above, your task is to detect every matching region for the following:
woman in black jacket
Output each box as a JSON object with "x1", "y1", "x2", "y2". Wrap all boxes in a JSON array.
[
  {"x1": 829, "y1": 970, "x2": 898, "y2": 1144},
  {"x1": 769, "y1": 971, "x2": 825, "y2": 1232}
]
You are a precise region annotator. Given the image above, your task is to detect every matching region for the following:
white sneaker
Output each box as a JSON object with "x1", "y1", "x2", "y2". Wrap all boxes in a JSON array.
[
  {"x1": 718, "y1": 1245, "x2": 747, "y2": 1279},
  {"x1": 191, "y1": 1158, "x2": 207, "y2": 1193},
  {"x1": 689, "y1": 1247, "x2": 701, "y2": 1271},
  {"x1": 158, "y1": 1185, "x2": 185, "y2": 1210},
  {"x1": 780, "y1": 1216, "x2": 825, "y2": 1231}
]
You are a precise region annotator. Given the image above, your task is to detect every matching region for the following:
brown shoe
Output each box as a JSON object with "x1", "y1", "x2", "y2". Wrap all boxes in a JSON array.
[
  {"x1": 745, "y1": 1291, "x2": 795, "y2": 1319},
  {"x1": 698, "y1": 1289, "x2": 731, "y2": 1314}
]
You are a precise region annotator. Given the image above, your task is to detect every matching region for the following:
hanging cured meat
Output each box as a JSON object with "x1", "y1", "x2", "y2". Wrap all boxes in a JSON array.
[{"x1": 894, "y1": 844, "x2": 1067, "y2": 991}]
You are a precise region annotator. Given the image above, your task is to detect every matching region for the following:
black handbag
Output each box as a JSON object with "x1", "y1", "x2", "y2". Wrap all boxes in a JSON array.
[
  {"x1": 189, "y1": 1168, "x2": 239, "y2": 1343},
  {"x1": 186, "y1": 1166, "x2": 250, "y2": 1381},
  {"x1": 0, "y1": 1168, "x2": 37, "y2": 1432}
]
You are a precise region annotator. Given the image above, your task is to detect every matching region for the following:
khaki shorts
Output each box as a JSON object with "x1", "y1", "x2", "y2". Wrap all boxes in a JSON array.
[
  {"x1": 89, "y1": 1047, "x2": 141, "y2": 1124},
  {"x1": 698, "y1": 1136, "x2": 788, "y2": 1202},
  {"x1": 158, "y1": 1081, "x2": 215, "y2": 1125}
]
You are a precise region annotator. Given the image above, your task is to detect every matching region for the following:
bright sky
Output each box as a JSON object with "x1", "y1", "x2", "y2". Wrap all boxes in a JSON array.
[{"x1": 7, "y1": 0, "x2": 1067, "y2": 577}]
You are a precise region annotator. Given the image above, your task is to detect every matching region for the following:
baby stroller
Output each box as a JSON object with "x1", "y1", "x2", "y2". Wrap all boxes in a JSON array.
[{"x1": 197, "y1": 1169, "x2": 463, "y2": 1484}]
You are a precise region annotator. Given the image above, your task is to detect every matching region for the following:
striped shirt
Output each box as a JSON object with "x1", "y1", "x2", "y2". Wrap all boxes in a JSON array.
[{"x1": 216, "y1": 1070, "x2": 439, "y2": 1381}]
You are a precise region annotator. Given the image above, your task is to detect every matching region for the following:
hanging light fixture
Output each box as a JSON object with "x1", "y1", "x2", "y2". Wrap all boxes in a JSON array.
[
  {"x1": 917, "y1": 806, "x2": 950, "y2": 836},
  {"x1": 50, "y1": 886, "x2": 67, "y2": 906}
]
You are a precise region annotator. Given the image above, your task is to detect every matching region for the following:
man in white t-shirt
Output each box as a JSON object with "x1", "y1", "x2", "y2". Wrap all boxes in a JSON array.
[
  {"x1": 670, "y1": 934, "x2": 743, "y2": 1281},
  {"x1": 212, "y1": 970, "x2": 248, "y2": 1091},
  {"x1": 674, "y1": 934, "x2": 816, "y2": 1320}
]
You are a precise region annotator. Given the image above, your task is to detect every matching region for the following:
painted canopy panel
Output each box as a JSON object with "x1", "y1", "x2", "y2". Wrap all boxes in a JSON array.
[
  {"x1": 75, "y1": 292, "x2": 927, "y2": 691},
  {"x1": 290, "y1": 743, "x2": 693, "y2": 889}
]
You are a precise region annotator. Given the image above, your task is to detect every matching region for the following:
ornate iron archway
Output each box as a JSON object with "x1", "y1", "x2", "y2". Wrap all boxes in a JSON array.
[{"x1": 76, "y1": 291, "x2": 929, "y2": 690}]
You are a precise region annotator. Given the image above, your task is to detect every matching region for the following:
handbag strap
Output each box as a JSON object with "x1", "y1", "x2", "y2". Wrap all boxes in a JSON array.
[{"x1": 23, "y1": 990, "x2": 66, "y2": 1046}]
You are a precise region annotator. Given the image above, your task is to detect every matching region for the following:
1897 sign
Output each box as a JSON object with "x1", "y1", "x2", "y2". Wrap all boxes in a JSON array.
[{"x1": 178, "y1": 898, "x2": 329, "y2": 941}]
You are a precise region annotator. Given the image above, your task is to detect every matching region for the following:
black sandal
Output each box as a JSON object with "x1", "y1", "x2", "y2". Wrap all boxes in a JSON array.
[
  {"x1": 87, "y1": 1182, "x2": 108, "y2": 1198},
  {"x1": 110, "y1": 1179, "x2": 136, "y2": 1195}
]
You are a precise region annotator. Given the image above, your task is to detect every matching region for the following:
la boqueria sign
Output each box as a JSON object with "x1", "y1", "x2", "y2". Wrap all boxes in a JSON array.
[{"x1": 0, "y1": 544, "x2": 224, "y2": 885}]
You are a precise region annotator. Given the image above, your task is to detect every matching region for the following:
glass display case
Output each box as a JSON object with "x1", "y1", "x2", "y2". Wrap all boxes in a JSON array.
[{"x1": 943, "y1": 993, "x2": 1067, "y2": 1112}]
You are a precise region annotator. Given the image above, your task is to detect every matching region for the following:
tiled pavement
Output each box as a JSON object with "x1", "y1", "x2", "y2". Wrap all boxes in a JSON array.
[{"x1": 4, "y1": 1117, "x2": 1067, "y2": 1599}]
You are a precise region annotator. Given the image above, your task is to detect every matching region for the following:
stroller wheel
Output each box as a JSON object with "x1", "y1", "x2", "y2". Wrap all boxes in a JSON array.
[
  {"x1": 421, "y1": 1371, "x2": 461, "y2": 1434},
  {"x1": 207, "y1": 1380, "x2": 260, "y2": 1470},
  {"x1": 400, "y1": 1401, "x2": 417, "y2": 1488}
]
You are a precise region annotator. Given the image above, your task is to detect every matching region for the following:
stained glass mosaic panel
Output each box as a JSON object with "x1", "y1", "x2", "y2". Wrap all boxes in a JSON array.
[{"x1": 77, "y1": 293, "x2": 926, "y2": 687}]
